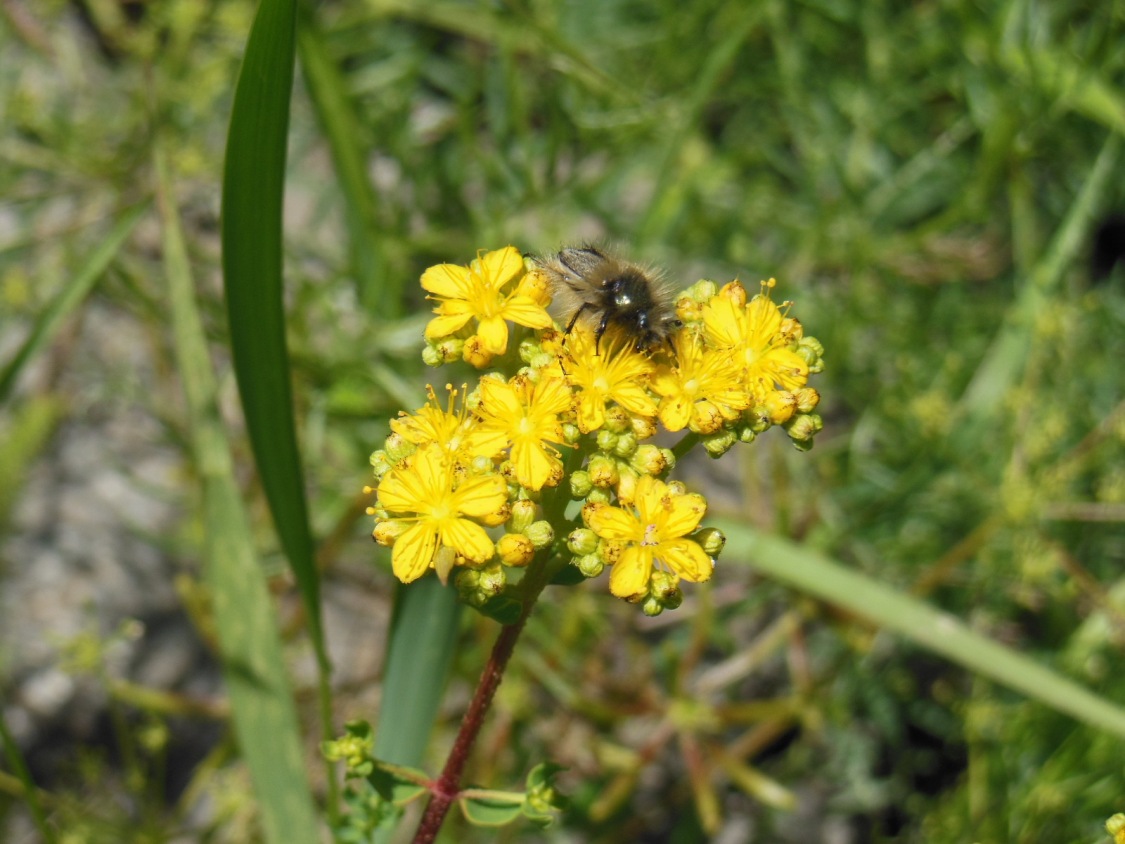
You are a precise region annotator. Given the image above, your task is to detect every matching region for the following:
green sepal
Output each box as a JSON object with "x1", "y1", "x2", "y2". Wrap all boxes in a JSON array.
[
  {"x1": 459, "y1": 789, "x2": 526, "y2": 827},
  {"x1": 522, "y1": 762, "x2": 567, "y2": 826}
]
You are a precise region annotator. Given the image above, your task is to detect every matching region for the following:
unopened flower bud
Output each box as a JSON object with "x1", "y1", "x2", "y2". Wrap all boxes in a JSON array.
[
  {"x1": 596, "y1": 429, "x2": 619, "y2": 453},
  {"x1": 497, "y1": 533, "x2": 535, "y2": 567},
  {"x1": 478, "y1": 502, "x2": 511, "y2": 528},
  {"x1": 764, "y1": 391, "x2": 798, "y2": 425},
  {"x1": 785, "y1": 412, "x2": 823, "y2": 443},
  {"x1": 612, "y1": 431, "x2": 638, "y2": 458},
  {"x1": 665, "y1": 480, "x2": 688, "y2": 497},
  {"x1": 369, "y1": 450, "x2": 392, "y2": 481},
  {"x1": 372, "y1": 519, "x2": 408, "y2": 546},
  {"x1": 575, "y1": 554, "x2": 603, "y2": 578},
  {"x1": 690, "y1": 400, "x2": 724, "y2": 434},
  {"x1": 720, "y1": 280, "x2": 748, "y2": 306},
  {"x1": 693, "y1": 527, "x2": 726, "y2": 558},
  {"x1": 631, "y1": 444, "x2": 670, "y2": 476},
  {"x1": 526, "y1": 520, "x2": 554, "y2": 549},
  {"x1": 702, "y1": 429, "x2": 737, "y2": 458},
  {"x1": 508, "y1": 499, "x2": 537, "y2": 534},
  {"x1": 384, "y1": 432, "x2": 415, "y2": 463},
  {"x1": 462, "y1": 335, "x2": 494, "y2": 368},
  {"x1": 567, "y1": 528, "x2": 599, "y2": 556},
  {"x1": 603, "y1": 406, "x2": 631, "y2": 433},
  {"x1": 616, "y1": 470, "x2": 637, "y2": 506},
  {"x1": 588, "y1": 454, "x2": 619, "y2": 488},
  {"x1": 795, "y1": 387, "x2": 820, "y2": 414},
  {"x1": 562, "y1": 423, "x2": 582, "y2": 444},
  {"x1": 630, "y1": 415, "x2": 658, "y2": 440},
  {"x1": 570, "y1": 470, "x2": 593, "y2": 498}
]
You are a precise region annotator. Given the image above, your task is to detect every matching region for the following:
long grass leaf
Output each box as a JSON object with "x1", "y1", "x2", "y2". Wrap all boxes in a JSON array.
[
  {"x1": 715, "y1": 518, "x2": 1125, "y2": 740},
  {"x1": 0, "y1": 205, "x2": 144, "y2": 405},
  {"x1": 221, "y1": 0, "x2": 325, "y2": 651},
  {"x1": 158, "y1": 144, "x2": 320, "y2": 844}
]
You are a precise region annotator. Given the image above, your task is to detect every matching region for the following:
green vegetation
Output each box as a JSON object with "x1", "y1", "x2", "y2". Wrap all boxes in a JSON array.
[{"x1": 1, "y1": 0, "x2": 1124, "y2": 841}]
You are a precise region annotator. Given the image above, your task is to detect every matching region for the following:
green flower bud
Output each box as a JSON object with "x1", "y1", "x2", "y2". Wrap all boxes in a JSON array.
[
  {"x1": 702, "y1": 429, "x2": 737, "y2": 458},
  {"x1": 569, "y1": 470, "x2": 593, "y2": 498},
  {"x1": 785, "y1": 412, "x2": 823, "y2": 442},
  {"x1": 508, "y1": 499, "x2": 537, "y2": 534},
  {"x1": 383, "y1": 432, "x2": 415, "y2": 463},
  {"x1": 562, "y1": 423, "x2": 582, "y2": 444},
  {"x1": 795, "y1": 387, "x2": 820, "y2": 414},
  {"x1": 596, "y1": 429, "x2": 619, "y2": 453},
  {"x1": 567, "y1": 528, "x2": 599, "y2": 556},
  {"x1": 369, "y1": 450, "x2": 392, "y2": 481},
  {"x1": 585, "y1": 486, "x2": 612, "y2": 504},
  {"x1": 694, "y1": 527, "x2": 726, "y2": 558},
  {"x1": 588, "y1": 454, "x2": 620, "y2": 488},
  {"x1": 613, "y1": 431, "x2": 638, "y2": 458},
  {"x1": 630, "y1": 444, "x2": 671, "y2": 476},
  {"x1": 603, "y1": 406, "x2": 631, "y2": 433},
  {"x1": 575, "y1": 553, "x2": 604, "y2": 578},
  {"x1": 526, "y1": 520, "x2": 554, "y2": 549}
]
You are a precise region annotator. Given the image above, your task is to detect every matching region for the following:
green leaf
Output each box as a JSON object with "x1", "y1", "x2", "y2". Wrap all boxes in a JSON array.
[
  {"x1": 367, "y1": 762, "x2": 429, "y2": 806},
  {"x1": 459, "y1": 792, "x2": 525, "y2": 827},
  {"x1": 221, "y1": 0, "x2": 324, "y2": 653},
  {"x1": 374, "y1": 578, "x2": 462, "y2": 767},
  {"x1": 158, "y1": 143, "x2": 320, "y2": 844},
  {"x1": 0, "y1": 204, "x2": 145, "y2": 406},
  {"x1": 715, "y1": 519, "x2": 1125, "y2": 740}
]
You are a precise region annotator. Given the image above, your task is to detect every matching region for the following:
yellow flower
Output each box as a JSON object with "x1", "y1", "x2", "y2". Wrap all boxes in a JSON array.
[
  {"x1": 390, "y1": 383, "x2": 490, "y2": 462},
  {"x1": 473, "y1": 374, "x2": 572, "y2": 491},
  {"x1": 702, "y1": 282, "x2": 809, "y2": 403},
  {"x1": 422, "y1": 246, "x2": 553, "y2": 357},
  {"x1": 376, "y1": 445, "x2": 508, "y2": 583},
  {"x1": 582, "y1": 475, "x2": 713, "y2": 599},
  {"x1": 552, "y1": 326, "x2": 657, "y2": 433},
  {"x1": 651, "y1": 330, "x2": 750, "y2": 433}
]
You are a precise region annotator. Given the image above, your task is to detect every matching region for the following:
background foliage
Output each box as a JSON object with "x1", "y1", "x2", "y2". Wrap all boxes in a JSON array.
[{"x1": 1, "y1": 0, "x2": 1124, "y2": 841}]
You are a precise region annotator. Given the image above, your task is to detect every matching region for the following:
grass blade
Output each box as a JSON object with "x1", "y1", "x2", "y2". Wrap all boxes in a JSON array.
[
  {"x1": 158, "y1": 143, "x2": 320, "y2": 844},
  {"x1": 221, "y1": 0, "x2": 325, "y2": 651},
  {"x1": 0, "y1": 205, "x2": 145, "y2": 405},
  {"x1": 715, "y1": 518, "x2": 1125, "y2": 740}
]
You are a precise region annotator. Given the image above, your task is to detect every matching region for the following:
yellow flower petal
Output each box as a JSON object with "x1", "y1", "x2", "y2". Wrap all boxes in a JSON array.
[
  {"x1": 657, "y1": 492, "x2": 708, "y2": 538},
  {"x1": 609, "y1": 546, "x2": 652, "y2": 598},
  {"x1": 511, "y1": 440, "x2": 560, "y2": 491},
  {"x1": 478, "y1": 245, "x2": 524, "y2": 289},
  {"x1": 451, "y1": 473, "x2": 509, "y2": 519},
  {"x1": 658, "y1": 395, "x2": 692, "y2": 432},
  {"x1": 421, "y1": 263, "x2": 472, "y2": 298},
  {"x1": 501, "y1": 296, "x2": 554, "y2": 329},
  {"x1": 476, "y1": 315, "x2": 510, "y2": 355},
  {"x1": 583, "y1": 502, "x2": 640, "y2": 541},
  {"x1": 425, "y1": 311, "x2": 473, "y2": 339},
  {"x1": 440, "y1": 518, "x2": 495, "y2": 564},
  {"x1": 392, "y1": 522, "x2": 437, "y2": 583},
  {"x1": 660, "y1": 538, "x2": 713, "y2": 583}
]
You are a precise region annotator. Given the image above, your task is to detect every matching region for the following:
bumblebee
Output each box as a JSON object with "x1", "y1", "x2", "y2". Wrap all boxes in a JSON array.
[{"x1": 535, "y1": 246, "x2": 680, "y2": 353}]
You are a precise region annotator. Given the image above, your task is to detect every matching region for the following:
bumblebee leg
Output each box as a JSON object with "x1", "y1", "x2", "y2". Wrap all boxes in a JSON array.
[
  {"x1": 565, "y1": 304, "x2": 588, "y2": 335},
  {"x1": 595, "y1": 311, "x2": 611, "y2": 355}
]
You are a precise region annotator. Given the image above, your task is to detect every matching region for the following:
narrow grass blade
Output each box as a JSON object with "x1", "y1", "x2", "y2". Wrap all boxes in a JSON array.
[
  {"x1": 0, "y1": 205, "x2": 145, "y2": 405},
  {"x1": 221, "y1": 0, "x2": 325, "y2": 654},
  {"x1": 0, "y1": 710, "x2": 53, "y2": 842},
  {"x1": 158, "y1": 145, "x2": 320, "y2": 844},
  {"x1": 959, "y1": 132, "x2": 1120, "y2": 424},
  {"x1": 296, "y1": 11, "x2": 391, "y2": 313},
  {"x1": 375, "y1": 578, "x2": 462, "y2": 766},
  {"x1": 714, "y1": 518, "x2": 1125, "y2": 740}
]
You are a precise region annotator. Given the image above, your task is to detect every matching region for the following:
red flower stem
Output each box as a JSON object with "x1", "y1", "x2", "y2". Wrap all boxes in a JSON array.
[{"x1": 411, "y1": 608, "x2": 531, "y2": 843}]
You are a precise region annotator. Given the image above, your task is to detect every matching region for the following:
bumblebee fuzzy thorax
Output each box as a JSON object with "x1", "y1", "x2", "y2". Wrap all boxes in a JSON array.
[{"x1": 535, "y1": 246, "x2": 680, "y2": 353}]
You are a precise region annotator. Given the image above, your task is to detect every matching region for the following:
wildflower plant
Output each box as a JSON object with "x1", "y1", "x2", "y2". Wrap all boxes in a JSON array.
[{"x1": 339, "y1": 246, "x2": 824, "y2": 840}]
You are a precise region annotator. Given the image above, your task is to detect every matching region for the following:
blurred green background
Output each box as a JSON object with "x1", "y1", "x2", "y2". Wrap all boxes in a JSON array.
[{"x1": 2, "y1": 0, "x2": 1124, "y2": 841}]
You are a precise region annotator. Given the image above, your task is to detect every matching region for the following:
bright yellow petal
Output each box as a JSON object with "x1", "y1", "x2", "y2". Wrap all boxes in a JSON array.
[
  {"x1": 611, "y1": 383, "x2": 658, "y2": 417},
  {"x1": 425, "y1": 312, "x2": 473, "y2": 339},
  {"x1": 477, "y1": 315, "x2": 510, "y2": 355},
  {"x1": 609, "y1": 546, "x2": 651, "y2": 598},
  {"x1": 452, "y1": 473, "x2": 509, "y2": 519},
  {"x1": 421, "y1": 263, "x2": 473, "y2": 298},
  {"x1": 511, "y1": 440, "x2": 559, "y2": 491},
  {"x1": 392, "y1": 522, "x2": 437, "y2": 583},
  {"x1": 584, "y1": 502, "x2": 641, "y2": 541},
  {"x1": 478, "y1": 377, "x2": 522, "y2": 419},
  {"x1": 479, "y1": 246, "x2": 524, "y2": 290},
  {"x1": 660, "y1": 492, "x2": 708, "y2": 538},
  {"x1": 501, "y1": 296, "x2": 553, "y2": 329},
  {"x1": 659, "y1": 538, "x2": 713, "y2": 583},
  {"x1": 440, "y1": 518, "x2": 495, "y2": 564},
  {"x1": 533, "y1": 377, "x2": 575, "y2": 416},
  {"x1": 658, "y1": 395, "x2": 692, "y2": 432},
  {"x1": 377, "y1": 468, "x2": 422, "y2": 514},
  {"x1": 575, "y1": 393, "x2": 605, "y2": 433}
]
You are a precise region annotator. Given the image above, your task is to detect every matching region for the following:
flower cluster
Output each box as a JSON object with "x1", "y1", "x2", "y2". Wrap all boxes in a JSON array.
[{"x1": 366, "y1": 247, "x2": 824, "y2": 615}]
